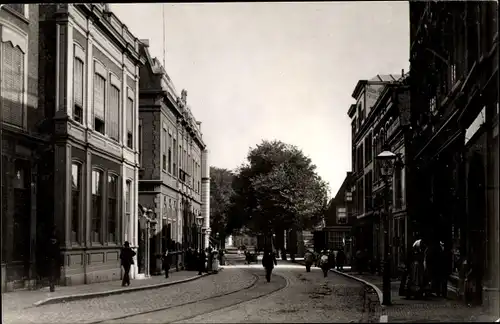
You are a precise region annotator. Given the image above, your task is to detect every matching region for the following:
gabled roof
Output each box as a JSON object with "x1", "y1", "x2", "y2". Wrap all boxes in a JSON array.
[{"x1": 351, "y1": 74, "x2": 402, "y2": 100}]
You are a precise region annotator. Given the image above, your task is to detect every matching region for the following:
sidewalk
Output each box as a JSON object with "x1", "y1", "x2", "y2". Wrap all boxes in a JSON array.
[
  {"x1": 2, "y1": 269, "x2": 207, "y2": 311},
  {"x1": 332, "y1": 270, "x2": 498, "y2": 322}
]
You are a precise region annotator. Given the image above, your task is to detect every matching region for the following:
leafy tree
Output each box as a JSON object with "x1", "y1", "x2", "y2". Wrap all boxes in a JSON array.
[
  {"x1": 229, "y1": 140, "x2": 329, "y2": 238},
  {"x1": 209, "y1": 167, "x2": 235, "y2": 242}
]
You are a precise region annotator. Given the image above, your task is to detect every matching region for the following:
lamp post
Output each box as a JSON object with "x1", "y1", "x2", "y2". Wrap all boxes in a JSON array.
[
  {"x1": 376, "y1": 150, "x2": 399, "y2": 306},
  {"x1": 196, "y1": 213, "x2": 204, "y2": 251}
]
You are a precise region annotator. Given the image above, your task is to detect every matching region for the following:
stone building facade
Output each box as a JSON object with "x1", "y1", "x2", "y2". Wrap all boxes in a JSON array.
[
  {"x1": 37, "y1": 4, "x2": 144, "y2": 285},
  {"x1": 1, "y1": 4, "x2": 46, "y2": 291},
  {"x1": 138, "y1": 40, "x2": 210, "y2": 275},
  {"x1": 347, "y1": 74, "x2": 401, "y2": 265},
  {"x1": 409, "y1": 1, "x2": 498, "y2": 310}
]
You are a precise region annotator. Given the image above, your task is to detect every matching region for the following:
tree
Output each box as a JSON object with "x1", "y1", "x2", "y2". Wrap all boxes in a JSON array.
[
  {"x1": 209, "y1": 167, "x2": 235, "y2": 243},
  {"x1": 229, "y1": 140, "x2": 329, "y2": 239}
]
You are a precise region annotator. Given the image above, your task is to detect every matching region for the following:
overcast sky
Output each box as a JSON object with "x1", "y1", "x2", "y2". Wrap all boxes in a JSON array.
[{"x1": 111, "y1": 2, "x2": 409, "y2": 196}]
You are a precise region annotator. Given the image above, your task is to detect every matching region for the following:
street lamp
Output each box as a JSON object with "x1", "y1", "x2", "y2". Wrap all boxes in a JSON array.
[
  {"x1": 376, "y1": 150, "x2": 398, "y2": 306},
  {"x1": 196, "y1": 213, "x2": 204, "y2": 250}
]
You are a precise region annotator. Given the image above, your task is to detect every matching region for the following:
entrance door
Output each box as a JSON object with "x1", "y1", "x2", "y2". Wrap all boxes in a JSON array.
[{"x1": 10, "y1": 160, "x2": 31, "y2": 282}]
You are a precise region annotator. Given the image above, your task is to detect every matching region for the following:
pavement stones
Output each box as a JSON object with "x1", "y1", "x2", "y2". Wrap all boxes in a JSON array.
[
  {"x1": 2, "y1": 269, "x2": 205, "y2": 311},
  {"x1": 2, "y1": 267, "x2": 256, "y2": 324}
]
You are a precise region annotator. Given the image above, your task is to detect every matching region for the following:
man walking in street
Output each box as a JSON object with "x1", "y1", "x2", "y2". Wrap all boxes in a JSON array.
[
  {"x1": 162, "y1": 249, "x2": 171, "y2": 278},
  {"x1": 262, "y1": 250, "x2": 278, "y2": 282},
  {"x1": 120, "y1": 241, "x2": 136, "y2": 287}
]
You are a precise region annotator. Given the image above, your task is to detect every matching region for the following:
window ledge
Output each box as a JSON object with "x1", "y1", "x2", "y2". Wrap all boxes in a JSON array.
[{"x1": 2, "y1": 6, "x2": 29, "y2": 25}]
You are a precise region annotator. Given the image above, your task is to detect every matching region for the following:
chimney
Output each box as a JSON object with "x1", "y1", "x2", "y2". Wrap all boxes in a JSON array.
[
  {"x1": 401, "y1": 69, "x2": 405, "y2": 77},
  {"x1": 140, "y1": 39, "x2": 150, "y2": 47}
]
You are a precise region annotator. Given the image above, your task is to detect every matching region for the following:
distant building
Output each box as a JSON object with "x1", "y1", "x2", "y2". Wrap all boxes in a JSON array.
[
  {"x1": 138, "y1": 40, "x2": 210, "y2": 276},
  {"x1": 323, "y1": 172, "x2": 354, "y2": 247}
]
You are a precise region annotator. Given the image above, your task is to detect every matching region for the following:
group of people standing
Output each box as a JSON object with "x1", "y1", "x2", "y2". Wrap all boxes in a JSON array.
[
  {"x1": 183, "y1": 246, "x2": 224, "y2": 275},
  {"x1": 303, "y1": 249, "x2": 347, "y2": 277},
  {"x1": 400, "y1": 239, "x2": 450, "y2": 300}
]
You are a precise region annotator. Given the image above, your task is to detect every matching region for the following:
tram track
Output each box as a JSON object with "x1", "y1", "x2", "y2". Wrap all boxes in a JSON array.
[{"x1": 90, "y1": 260, "x2": 289, "y2": 324}]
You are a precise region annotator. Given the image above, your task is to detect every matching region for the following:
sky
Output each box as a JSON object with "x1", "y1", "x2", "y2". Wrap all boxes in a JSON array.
[{"x1": 111, "y1": 2, "x2": 410, "y2": 197}]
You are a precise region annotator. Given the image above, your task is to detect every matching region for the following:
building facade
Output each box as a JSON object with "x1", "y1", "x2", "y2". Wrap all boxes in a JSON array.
[
  {"x1": 37, "y1": 4, "x2": 144, "y2": 285},
  {"x1": 138, "y1": 40, "x2": 210, "y2": 276},
  {"x1": 409, "y1": 1, "x2": 498, "y2": 310},
  {"x1": 369, "y1": 77, "x2": 411, "y2": 274},
  {"x1": 1, "y1": 4, "x2": 47, "y2": 291},
  {"x1": 348, "y1": 74, "x2": 401, "y2": 267},
  {"x1": 323, "y1": 172, "x2": 354, "y2": 262}
]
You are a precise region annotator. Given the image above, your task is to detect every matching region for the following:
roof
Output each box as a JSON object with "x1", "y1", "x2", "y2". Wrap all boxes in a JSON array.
[{"x1": 351, "y1": 73, "x2": 402, "y2": 100}]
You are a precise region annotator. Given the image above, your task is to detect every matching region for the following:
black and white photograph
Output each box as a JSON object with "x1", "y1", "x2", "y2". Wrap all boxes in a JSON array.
[{"x1": 0, "y1": 1, "x2": 499, "y2": 323}]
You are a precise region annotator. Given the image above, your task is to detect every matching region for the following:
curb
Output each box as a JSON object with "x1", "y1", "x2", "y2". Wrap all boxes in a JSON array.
[
  {"x1": 329, "y1": 268, "x2": 385, "y2": 308},
  {"x1": 33, "y1": 272, "x2": 213, "y2": 307}
]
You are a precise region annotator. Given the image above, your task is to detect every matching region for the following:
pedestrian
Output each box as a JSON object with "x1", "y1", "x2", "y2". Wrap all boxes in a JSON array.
[
  {"x1": 198, "y1": 248, "x2": 206, "y2": 275},
  {"x1": 207, "y1": 247, "x2": 213, "y2": 272},
  {"x1": 262, "y1": 250, "x2": 277, "y2": 282},
  {"x1": 162, "y1": 249, "x2": 171, "y2": 278},
  {"x1": 218, "y1": 248, "x2": 225, "y2": 266},
  {"x1": 320, "y1": 250, "x2": 330, "y2": 278},
  {"x1": 120, "y1": 241, "x2": 136, "y2": 287},
  {"x1": 328, "y1": 250, "x2": 336, "y2": 272},
  {"x1": 355, "y1": 249, "x2": 363, "y2": 274},
  {"x1": 304, "y1": 249, "x2": 314, "y2": 272},
  {"x1": 336, "y1": 248, "x2": 346, "y2": 271},
  {"x1": 47, "y1": 226, "x2": 61, "y2": 292}
]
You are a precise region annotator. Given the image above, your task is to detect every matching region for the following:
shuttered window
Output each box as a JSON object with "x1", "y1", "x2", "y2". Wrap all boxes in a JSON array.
[
  {"x1": 1, "y1": 43, "x2": 24, "y2": 127},
  {"x1": 93, "y1": 74, "x2": 105, "y2": 133},
  {"x1": 107, "y1": 85, "x2": 120, "y2": 141},
  {"x1": 73, "y1": 58, "x2": 84, "y2": 123}
]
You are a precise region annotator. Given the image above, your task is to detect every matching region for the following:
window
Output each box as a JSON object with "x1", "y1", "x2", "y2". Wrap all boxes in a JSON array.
[
  {"x1": 125, "y1": 180, "x2": 131, "y2": 238},
  {"x1": 356, "y1": 145, "x2": 364, "y2": 173},
  {"x1": 168, "y1": 134, "x2": 173, "y2": 174},
  {"x1": 345, "y1": 191, "x2": 353, "y2": 202},
  {"x1": 365, "y1": 171, "x2": 373, "y2": 211},
  {"x1": 328, "y1": 231, "x2": 344, "y2": 250},
  {"x1": 93, "y1": 74, "x2": 106, "y2": 134},
  {"x1": 91, "y1": 170, "x2": 103, "y2": 242},
  {"x1": 139, "y1": 119, "x2": 143, "y2": 167},
  {"x1": 357, "y1": 179, "x2": 364, "y2": 215},
  {"x1": 365, "y1": 133, "x2": 373, "y2": 165},
  {"x1": 126, "y1": 97, "x2": 134, "y2": 148},
  {"x1": 173, "y1": 138, "x2": 177, "y2": 177},
  {"x1": 71, "y1": 163, "x2": 81, "y2": 243},
  {"x1": 107, "y1": 175, "x2": 118, "y2": 243},
  {"x1": 449, "y1": 64, "x2": 457, "y2": 89},
  {"x1": 337, "y1": 207, "x2": 347, "y2": 224},
  {"x1": 6, "y1": 4, "x2": 25, "y2": 16},
  {"x1": 108, "y1": 85, "x2": 120, "y2": 141},
  {"x1": 162, "y1": 128, "x2": 167, "y2": 171},
  {"x1": 394, "y1": 167, "x2": 403, "y2": 209},
  {"x1": 1, "y1": 42, "x2": 25, "y2": 127},
  {"x1": 179, "y1": 144, "x2": 182, "y2": 174},
  {"x1": 73, "y1": 57, "x2": 84, "y2": 123}
]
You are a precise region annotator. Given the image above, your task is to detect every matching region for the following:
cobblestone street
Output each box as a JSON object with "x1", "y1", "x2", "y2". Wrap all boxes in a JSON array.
[
  {"x1": 174, "y1": 262, "x2": 376, "y2": 323},
  {"x1": 2, "y1": 266, "x2": 256, "y2": 324}
]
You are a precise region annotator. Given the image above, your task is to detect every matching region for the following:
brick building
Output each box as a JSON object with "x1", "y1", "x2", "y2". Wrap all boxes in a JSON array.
[
  {"x1": 322, "y1": 172, "x2": 354, "y2": 262},
  {"x1": 138, "y1": 40, "x2": 210, "y2": 275},
  {"x1": 1, "y1": 4, "x2": 46, "y2": 291},
  {"x1": 347, "y1": 74, "x2": 401, "y2": 265},
  {"x1": 409, "y1": 1, "x2": 498, "y2": 310},
  {"x1": 368, "y1": 75, "x2": 411, "y2": 274}
]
